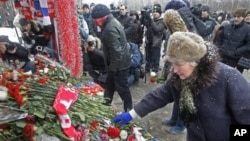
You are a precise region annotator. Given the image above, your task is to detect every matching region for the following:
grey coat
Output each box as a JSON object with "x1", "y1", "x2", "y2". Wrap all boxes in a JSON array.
[
  {"x1": 101, "y1": 15, "x2": 131, "y2": 71},
  {"x1": 133, "y1": 45, "x2": 250, "y2": 141},
  {"x1": 146, "y1": 17, "x2": 165, "y2": 47}
]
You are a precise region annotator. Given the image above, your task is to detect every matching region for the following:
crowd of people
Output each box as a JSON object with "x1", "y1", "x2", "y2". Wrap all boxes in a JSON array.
[{"x1": 1, "y1": 0, "x2": 250, "y2": 140}]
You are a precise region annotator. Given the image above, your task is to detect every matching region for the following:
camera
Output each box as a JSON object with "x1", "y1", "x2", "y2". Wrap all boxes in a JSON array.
[
  {"x1": 140, "y1": 6, "x2": 152, "y2": 27},
  {"x1": 190, "y1": 4, "x2": 202, "y2": 17},
  {"x1": 110, "y1": 4, "x2": 120, "y2": 18}
]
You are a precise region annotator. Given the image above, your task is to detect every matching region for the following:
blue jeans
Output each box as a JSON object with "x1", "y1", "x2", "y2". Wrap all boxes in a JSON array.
[
  {"x1": 23, "y1": 61, "x2": 36, "y2": 73},
  {"x1": 128, "y1": 74, "x2": 135, "y2": 86},
  {"x1": 170, "y1": 102, "x2": 185, "y2": 128},
  {"x1": 145, "y1": 43, "x2": 161, "y2": 73}
]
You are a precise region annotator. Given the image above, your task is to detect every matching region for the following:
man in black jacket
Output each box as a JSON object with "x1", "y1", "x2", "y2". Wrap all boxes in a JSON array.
[
  {"x1": 0, "y1": 35, "x2": 36, "y2": 73},
  {"x1": 91, "y1": 4, "x2": 132, "y2": 112},
  {"x1": 117, "y1": 5, "x2": 134, "y2": 42},
  {"x1": 216, "y1": 8, "x2": 250, "y2": 73}
]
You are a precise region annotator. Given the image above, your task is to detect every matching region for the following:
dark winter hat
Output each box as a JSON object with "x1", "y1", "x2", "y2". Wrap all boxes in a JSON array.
[
  {"x1": 19, "y1": 18, "x2": 30, "y2": 26},
  {"x1": 130, "y1": 10, "x2": 137, "y2": 15},
  {"x1": 201, "y1": 4, "x2": 210, "y2": 12},
  {"x1": 167, "y1": 32, "x2": 207, "y2": 62},
  {"x1": 0, "y1": 35, "x2": 9, "y2": 43},
  {"x1": 130, "y1": 10, "x2": 139, "y2": 20},
  {"x1": 234, "y1": 8, "x2": 247, "y2": 17},
  {"x1": 91, "y1": 4, "x2": 110, "y2": 19},
  {"x1": 164, "y1": 0, "x2": 187, "y2": 11},
  {"x1": 153, "y1": 4, "x2": 162, "y2": 14},
  {"x1": 90, "y1": 3, "x2": 95, "y2": 7},
  {"x1": 82, "y1": 4, "x2": 89, "y2": 9}
]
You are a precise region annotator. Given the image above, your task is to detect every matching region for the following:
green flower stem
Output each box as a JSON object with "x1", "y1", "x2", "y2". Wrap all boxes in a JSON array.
[{"x1": 43, "y1": 128, "x2": 70, "y2": 140}]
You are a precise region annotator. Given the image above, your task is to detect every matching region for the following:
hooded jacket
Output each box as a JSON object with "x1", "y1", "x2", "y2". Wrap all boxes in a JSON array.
[{"x1": 133, "y1": 45, "x2": 250, "y2": 141}]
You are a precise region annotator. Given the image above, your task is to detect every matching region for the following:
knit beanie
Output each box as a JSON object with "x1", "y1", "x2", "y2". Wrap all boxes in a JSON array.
[
  {"x1": 153, "y1": 4, "x2": 162, "y2": 14},
  {"x1": 164, "y1": 0, "x2": 188, "y2": 11},
  {"x1": 234, "y1": 8, "x2": 247, "y2": 17},
  {"x1": 91, "y1": 4, "x2": 110, "y2": 19},
  {"x1": 167, "y1": 32, "x2": 207, "y2": 62},
  {"x1": 200, "y1": 4, "x2": 210, "y2": 12},
  {"x1": 19, "y1": 18, "x2": 30, "y2": 26}
]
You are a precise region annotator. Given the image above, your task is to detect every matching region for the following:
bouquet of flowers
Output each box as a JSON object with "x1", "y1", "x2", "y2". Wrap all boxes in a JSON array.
[{"x1": 0, "y1": 56, "x2": 157, "y2": 141}]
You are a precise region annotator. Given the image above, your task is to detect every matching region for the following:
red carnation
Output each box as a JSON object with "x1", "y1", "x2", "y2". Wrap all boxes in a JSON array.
[
  {"x1": 107, "y1": 127, "x2": 120, "y2": 139},
  {"x1": 25, "y1": 115, "x2": 36, "y2": 124},
  {"x1": 150, "y1": 77, "x2": 156, "y2": 83},
  {"x1": 16, "y1": 95, "x2": 25, "y2": 106},
  {"x1": 0, "y1": 124, "x2": 9, "y2": 130},
  {"x1": 89, "y1": 121, "x2": 99, "y2": 133},
  {"x1": 128, "y1": 134, "x2": 136, "y2": 141},
  {"x1": 23, "y1": 123, "x2": 35, "y2": 138}
]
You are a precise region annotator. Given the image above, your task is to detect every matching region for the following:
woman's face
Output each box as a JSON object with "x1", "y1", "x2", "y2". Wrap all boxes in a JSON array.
[{"x1": 172, "y1": 61, "x2": 196, "y2": 80}]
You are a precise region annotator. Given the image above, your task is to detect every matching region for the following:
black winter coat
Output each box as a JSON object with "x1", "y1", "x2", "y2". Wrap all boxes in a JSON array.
[
  {"x1": 216, "y1": 21, "x2": 250, "y2": 59},
  {"x1": 101, "y1": 15, "x2": 131, "y2": 71},
  {"x1": 2, "y1": 42, "x2": 30, "y2": 68},
  {"x1": 117, "y1": 14, "x2": 134, "y2": 42}
]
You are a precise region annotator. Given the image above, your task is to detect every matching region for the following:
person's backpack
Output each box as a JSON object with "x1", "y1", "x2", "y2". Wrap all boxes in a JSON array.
[{"x1": 129, "y1": 42, "x2": 145, "y2": 80}]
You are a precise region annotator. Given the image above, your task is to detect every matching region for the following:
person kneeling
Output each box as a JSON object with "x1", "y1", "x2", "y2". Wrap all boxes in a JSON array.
[{"x1": 0, "y1": 35, "x2": 36, "y2": 73}]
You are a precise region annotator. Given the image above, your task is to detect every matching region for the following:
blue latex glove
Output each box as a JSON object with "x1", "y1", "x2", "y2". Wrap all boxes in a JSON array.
[{"x1": 112, "y1": 112, "x2": 132, "y2": 126}]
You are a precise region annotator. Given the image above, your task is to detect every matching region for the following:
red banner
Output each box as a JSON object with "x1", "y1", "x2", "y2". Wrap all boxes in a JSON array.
[{"x1": 53, "y1": 85, "x2": 83, "y2": 141}]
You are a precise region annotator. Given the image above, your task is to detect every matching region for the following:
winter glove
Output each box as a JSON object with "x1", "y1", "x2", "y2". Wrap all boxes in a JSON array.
[{"x1": 112, "y1": 112, "x2": 132, "y2": 126}]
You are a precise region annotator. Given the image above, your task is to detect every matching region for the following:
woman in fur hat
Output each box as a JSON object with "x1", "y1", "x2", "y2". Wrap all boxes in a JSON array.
[
  {"x1": 161, "y1": 8, "x2": 188, "y2": 134},
  {"x1": 113, "y1": 31, "x2": 250, "y2": 141}
]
